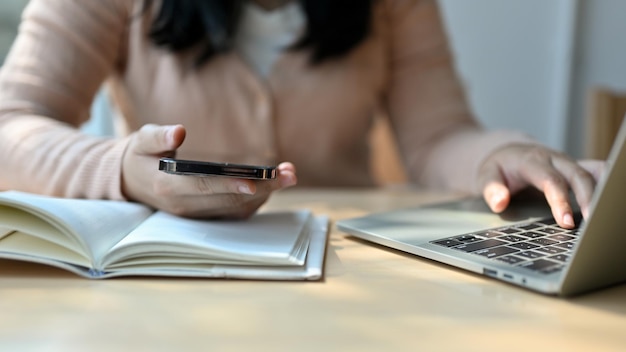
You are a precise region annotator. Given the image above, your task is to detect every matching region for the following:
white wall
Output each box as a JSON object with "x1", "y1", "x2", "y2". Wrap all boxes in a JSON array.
[
  {"x1": 567, "y1": 0, "x2": 626, "y2": 157},
  {"x1": 439, "y1": 0, "x2": 577, "y2": 152},
  {"x1": 439, "y1": 0, "x2": 626, "y2": 158}
]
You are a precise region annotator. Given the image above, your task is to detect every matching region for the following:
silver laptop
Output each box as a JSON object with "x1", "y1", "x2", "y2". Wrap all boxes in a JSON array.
[{"x1": 337, "y1": 119, "x2": 626, "y2": 296}]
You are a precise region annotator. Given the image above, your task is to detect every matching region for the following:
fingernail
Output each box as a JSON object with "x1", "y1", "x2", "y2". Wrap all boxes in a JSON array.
[
  {"x1": 563, "y1": 213, "x2": 575, "y2": 227},
  {"x1": 490, "y1": 192, "x2": 504, "y2": 207},
  {"x1": 238, "y1": 184, "x2": 254, "y2": 195}
]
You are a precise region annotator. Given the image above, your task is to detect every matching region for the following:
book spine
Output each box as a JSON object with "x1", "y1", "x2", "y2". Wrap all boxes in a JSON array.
[{"x1": 87, "y1": 268, "x2": 106, "y2": 278}]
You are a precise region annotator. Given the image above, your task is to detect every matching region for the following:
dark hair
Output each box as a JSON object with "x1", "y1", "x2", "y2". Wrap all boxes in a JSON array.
[{"x1": 145, "y1": 0, "x2": 374, "y2": 66}]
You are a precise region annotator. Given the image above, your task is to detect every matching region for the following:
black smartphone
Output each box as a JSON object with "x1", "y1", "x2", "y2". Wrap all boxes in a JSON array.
[{"x1": 158, "y1": 158, "x2": 277, "y2": 180}]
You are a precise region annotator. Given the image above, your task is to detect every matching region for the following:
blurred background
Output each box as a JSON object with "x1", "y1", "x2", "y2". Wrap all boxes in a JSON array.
[
  {"x1": 439, "y1": 0, "x2": 626, "y2": 159},
  {"x1": 1, "y1": 0, "x2": 626, "y2": 158},
  {"x1": 0, "y1": 1, "x2": 26, "y2": 63}
]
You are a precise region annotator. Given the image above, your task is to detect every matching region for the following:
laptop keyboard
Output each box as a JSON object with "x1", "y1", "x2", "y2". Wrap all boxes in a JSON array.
[{"x1": 430, "y1": 214, "x2": 582, "y2": 275}]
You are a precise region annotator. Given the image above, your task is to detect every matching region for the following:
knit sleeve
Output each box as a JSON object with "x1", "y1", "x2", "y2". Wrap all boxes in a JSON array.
[
  {"x1": 0, "y1": 0, "x2": 135, "y2": 199},
  {"x1": 382, "y1": 0, "x2": 536, "y2": 193}
]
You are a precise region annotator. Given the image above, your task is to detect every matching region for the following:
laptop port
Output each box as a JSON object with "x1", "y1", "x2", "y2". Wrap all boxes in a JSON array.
[{"x1": 483, "y1": 268, "x2": 498, "y2": 277}]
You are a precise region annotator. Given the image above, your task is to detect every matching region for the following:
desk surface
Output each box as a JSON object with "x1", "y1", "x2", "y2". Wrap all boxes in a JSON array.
[{"x1": 1, "y1": 188, "x2": 625, "y2": 351}]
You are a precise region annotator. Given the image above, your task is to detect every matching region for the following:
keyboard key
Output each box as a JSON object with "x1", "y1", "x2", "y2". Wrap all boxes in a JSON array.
[
  {"x1": 517, "y1": 251, "x2": 546, "y2": 259},
  {"x1": 537, "y1": 227, "x2": 565, "y2": 234},
  {"x1": 432, "y1": 239, "x2": 464, "y2": 247},
  {"x1": 554, "y1": 242, "x2": 575, "y2": 250},
  {"x1": 547, "y1": 234, "x2": 576, "y2": 242},
  {"x1": 499, "y1": 235, "x2": 527, "y2": 242},
  {"x1": 474, "y1": 246, "x2": 520, "y2": 258},
  {"x1": 497, "y1": 255, "x2": 527, "y2": 265},
  {"x1": 536, "y1": 246, "x2": 566, "y2": 255},
  {"x1": 452, "y1": 235, "x2": 483, "y2": 243},
  {"x1": 453, "y1": 239, "x2": 508, "y2": 252},
  {"x1": 549, "y1": 254, "x2": 570, "y2": 262},
  {"x1": 508, "y1": 242, "x2": 541, "y2": 250},
  {"x1": 518, "y1": 231, "x2": 546, "y2": 239},
  {"x1": 529, "y1": 238, "x2": 560, "y2": 246},
  {"x1": 474, "y1": 231, "x2": 502, "y2": 238},
  {"x1": 499, "y1": 227, "x2": 522, "y2": 234}
]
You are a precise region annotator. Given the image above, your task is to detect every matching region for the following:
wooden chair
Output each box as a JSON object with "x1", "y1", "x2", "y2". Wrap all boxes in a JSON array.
[
  {"x1": 369, "y1": 115, "x2": 408, "y2": 185},
  {"x1": 586, "y1": 87, "x2": 626, "y2": 159}
]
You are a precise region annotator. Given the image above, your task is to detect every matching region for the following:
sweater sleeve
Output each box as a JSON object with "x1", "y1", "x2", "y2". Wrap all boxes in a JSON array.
[
  {"x1": 0, "y1": 0, "x2": 134, "y2": 200},
  {"x1": 383, "y1": 0, "x2": 536, "y2": 194}
]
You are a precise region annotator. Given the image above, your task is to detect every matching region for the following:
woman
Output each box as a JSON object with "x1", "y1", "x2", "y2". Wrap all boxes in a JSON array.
[{"x1": 0, "y1": 0, "x2": 602, "y2": 226}]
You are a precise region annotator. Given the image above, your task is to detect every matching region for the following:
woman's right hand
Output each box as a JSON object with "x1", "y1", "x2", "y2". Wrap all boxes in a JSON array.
[{"x1": 121, "y1": 124, "x2": 297, "y2": 218}]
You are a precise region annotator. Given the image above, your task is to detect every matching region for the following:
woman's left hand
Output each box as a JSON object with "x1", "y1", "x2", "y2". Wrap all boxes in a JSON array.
[{"x1": 477, "y1": 143, "x2": 605, "y2": 229}]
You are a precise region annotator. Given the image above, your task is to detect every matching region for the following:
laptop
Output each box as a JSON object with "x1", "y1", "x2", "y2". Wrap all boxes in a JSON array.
[{"x1": 337, "y1": 119, "x2": 626, "y2": 296}]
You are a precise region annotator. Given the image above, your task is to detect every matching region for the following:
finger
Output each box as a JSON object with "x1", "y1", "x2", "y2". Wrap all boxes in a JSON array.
[
  {"x1": 133, "y1": 124, "x2": 186, "y2": 155},
  {"x1": 477, "y1": 162, "x2": 511, "y2": 213},
  {"x1": 252, "y1": 171, "x2": 297, "y2": 195},
  {"x1": 154, "y1": 158, "x2": 298, "y2": 198},
  {"x1": 279, "y1": 170, "x2": 297, "y2": 188},
  {"x1": 542, "y1": 179, "x2": 575, "y2": 229},
  {"x1": 248, "y1": 162, "x2": 297, "y2": 194},
  {"x1": 155, "y1": 164, "x2": 297, "y2": 197},
  {"x1": 163, "y1": 193, "x2": 269, "y2": 219},
  {"x1": 578, "y1": 159, "x2": 606, "y2": 183},
  {"x1": 154, "y1": 172, "x2": 257, "y2": 197},
  {"x1": 552, "y1": 157, "x2": 597, "y2": 219},
  {"x1": 277, "y1": 161, "x2": 296, "y2": 173},
  {"x1": 277, "y1": 163, "x2": 297, "y2": 188},
  {"x1": 518, "y1": 160, "x2": 575, "y2": 228}
]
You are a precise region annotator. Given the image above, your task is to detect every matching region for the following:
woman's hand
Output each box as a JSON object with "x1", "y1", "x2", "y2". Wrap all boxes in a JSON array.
[
  {"x1": 121, "y1": 124, "x2": 297, "y2": 218},
  {"x1": 477, "y1": 143, "x2": 605, "y2": 229}
]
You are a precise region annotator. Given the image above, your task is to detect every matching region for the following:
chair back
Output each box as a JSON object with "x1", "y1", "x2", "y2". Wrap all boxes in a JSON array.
[{"x1": 586, "y1": 87, "x2": 626, "y2": 160}]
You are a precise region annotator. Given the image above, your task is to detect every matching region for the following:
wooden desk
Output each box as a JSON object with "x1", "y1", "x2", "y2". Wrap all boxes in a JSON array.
[{"x1": 1, "y1": 188, "x2": 625, "y2": 351}]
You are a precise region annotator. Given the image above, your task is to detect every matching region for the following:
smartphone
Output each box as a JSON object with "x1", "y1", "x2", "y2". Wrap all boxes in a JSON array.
[{"x1": 159, "y1": 158, "x2": 277, "y2": 180}]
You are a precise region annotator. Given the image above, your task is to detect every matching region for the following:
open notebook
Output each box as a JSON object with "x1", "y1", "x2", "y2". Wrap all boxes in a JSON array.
[
  {"x1": 338, "y1": 119, "x2": 626, "y2": 296},
  {"x1": 0, "y1": 191, "x2": 329, "y2": 280}
]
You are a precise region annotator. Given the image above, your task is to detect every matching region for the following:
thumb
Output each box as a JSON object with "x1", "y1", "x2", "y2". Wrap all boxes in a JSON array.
[
  {"x1": 132, "y1": 124, "x2": 186, "y2": 155},
  {"x1": 478, "y1": 163, "x2": 511, "y2": 213}
]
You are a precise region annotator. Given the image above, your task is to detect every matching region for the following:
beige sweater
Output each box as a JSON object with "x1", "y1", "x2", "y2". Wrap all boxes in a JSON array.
[{"x1": 0, "y1": 0, "x2": 533, "y2": 200}]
